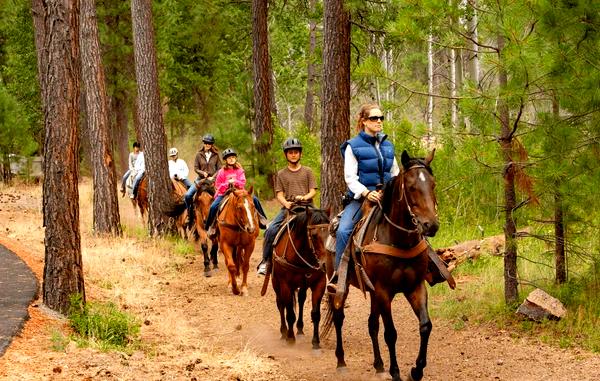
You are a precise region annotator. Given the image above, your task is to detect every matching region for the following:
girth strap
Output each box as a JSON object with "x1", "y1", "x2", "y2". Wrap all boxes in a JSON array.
[{"x1": 362, "y1": 239, "x2": 428, "y2": 259}]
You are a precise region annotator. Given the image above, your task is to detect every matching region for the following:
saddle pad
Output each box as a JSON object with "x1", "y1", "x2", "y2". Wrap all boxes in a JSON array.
[{"x1": 217, "y1": 194, "x2": 231, "y2": 213}]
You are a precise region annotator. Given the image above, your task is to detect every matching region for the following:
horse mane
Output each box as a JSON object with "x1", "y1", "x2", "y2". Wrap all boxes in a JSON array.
[
  {"x1": 289, "y1": 206, "x2": 329, "y2": 230},
  {"x1": 197, "y1": 179, "x2": 215, "y2": 195}
]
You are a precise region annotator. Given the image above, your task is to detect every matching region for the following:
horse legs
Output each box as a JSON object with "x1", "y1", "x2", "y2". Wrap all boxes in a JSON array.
[
  {"x1": 201, "y1": 240, "x2": 211, "y2": 277},
  {"x1": 220, "y1": 242, "x2": 240, "y2": 295},
  {"x1": 378, "y1": 294, "x2": 401, "y2": 381},
  {"x1": 331, "y1": 295, "x2": 347, "y2": 369},
  {"x1": 239, "y1": 241, "x2": 255, "y2": 296},
  {"x1": 275, "y1": 280, "x2": 296, "y2": 343},
  {"x1": 210, "y1": 240, "x2": 219, "y2": 269},
  {"x1": 368, "y1": 297, "x2": 385, "y2": 373},
  {"x1": 274, "y1": 286, "x2": 289, "y2": 340},
  {"x1": 404, "y1": 283, "x2": 431, "y2": 381},
  {"x1": 296, "y1": 287, "x2": 307, "y2": 336},
  {"x1": 310, "y1": 281, "x2": 325, "y2": 349}
]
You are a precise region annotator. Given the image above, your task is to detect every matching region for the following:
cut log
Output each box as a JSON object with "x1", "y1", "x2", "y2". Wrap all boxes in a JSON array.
[{"x1": 436, "y1": 235, "x2": 504, "y2": 272}]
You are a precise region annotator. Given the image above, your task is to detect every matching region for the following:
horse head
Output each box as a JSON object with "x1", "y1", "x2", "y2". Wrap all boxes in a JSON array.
[
  {"x1": 229, "y1": 188, "x2": 257, "y2": 234},
  {"x1": 384, "y1": 149, "x2": 439, "y2": 237},
  {"x1": 292, "y1": 206, "x2": 330, "y2": 271}
]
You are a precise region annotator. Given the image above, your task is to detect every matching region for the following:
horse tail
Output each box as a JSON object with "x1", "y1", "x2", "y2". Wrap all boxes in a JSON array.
[
  {"x1": 163, "y1": 200, "x2": 186, "y2": 217},
  {"x1": 321, "y1": 296, "x2": 335, "y2": 339}
]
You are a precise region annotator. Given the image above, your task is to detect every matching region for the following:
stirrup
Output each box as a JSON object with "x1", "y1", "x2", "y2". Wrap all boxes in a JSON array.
[
  {"x1": 257, "y1": 260, "x2": 269, "y2": 276},
  {"x1": 326, "y1": 272, "x2": 338, "y2": 294}
]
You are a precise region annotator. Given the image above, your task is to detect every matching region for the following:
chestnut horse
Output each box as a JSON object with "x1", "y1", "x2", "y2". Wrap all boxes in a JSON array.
[
  {"x1": 191, "y1": 179, "x2": 219, "y2": 276},
  {"x1": 131, "y1": 175, "x2": 149, "y2": 221},
  {"x1": 270, "y1": 205, "x2": 330, "y2": 348},
  {"x1": 216, "y1": 186, "x2": 259, "y2": 296},
  {"x1": 323, "y1": 150, "x2": 439, "y2": 381}
]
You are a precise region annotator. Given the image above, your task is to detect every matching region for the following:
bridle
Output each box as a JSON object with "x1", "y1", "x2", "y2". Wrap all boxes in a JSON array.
[
  {"x1": 218, "y1": 192, "x2": 256, "y2": 233},
  {"x1": 378, "y1": 164, "x2": 437, "y2": 235}
]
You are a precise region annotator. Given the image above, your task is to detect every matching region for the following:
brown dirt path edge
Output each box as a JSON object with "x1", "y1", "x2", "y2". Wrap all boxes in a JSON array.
[{"x1": 1, "y1": 229, "x2": 600, "y2": 380}]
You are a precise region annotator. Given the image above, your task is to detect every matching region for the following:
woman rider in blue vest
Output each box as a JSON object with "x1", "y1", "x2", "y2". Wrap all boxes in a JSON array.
[{"x1": 327, "y1": 103, "x2": 400, "y2": 293}]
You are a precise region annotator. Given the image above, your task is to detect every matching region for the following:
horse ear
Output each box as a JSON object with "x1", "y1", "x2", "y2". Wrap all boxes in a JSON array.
[
  {"x1": 248, "y1": 185, "x2": 254, "y2": 195},
  {"x1": 400, "y1": 150, "x2": 410, "y2": 168},
  {"x1": 424, "y1": 148, "x2": 436, "y2": 166}
]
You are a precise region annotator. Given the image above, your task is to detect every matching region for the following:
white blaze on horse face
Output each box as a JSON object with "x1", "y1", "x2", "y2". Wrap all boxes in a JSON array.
[
  {"x1": 419, "y1": 172, "x2": 426, "y2": 183},
  {"x1": 243, "y1": 198, "x2": 255, "y2": 230}
]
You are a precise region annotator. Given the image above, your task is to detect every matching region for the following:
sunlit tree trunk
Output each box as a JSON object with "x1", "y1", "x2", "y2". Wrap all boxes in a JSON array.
[
  {"x1": 320, "y1": 0, "x2": 350, "y2": 214},
  {"x1": 426, "y1": 32, "x2": 434, "y2": 146},
  {"x1": 131, "y1": 0, "x2": 173, "y2": 236},
  {"x1": 552, "y1": 94, "x2": 567, "y2": 284},
  {"x1": 252, "y1": 0, "x2": 275, "y2": 190},
  {"x1": 80, "y1": 0, "x2": 121, "y2": 236},
  {"x1": 32, "y1": 0, "x2": 85, "y2": 314}
]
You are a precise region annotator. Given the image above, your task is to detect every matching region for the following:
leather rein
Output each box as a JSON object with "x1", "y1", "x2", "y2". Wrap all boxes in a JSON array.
[{"x1": 274, "y1": 221, "x2": 329, "y2": 273}]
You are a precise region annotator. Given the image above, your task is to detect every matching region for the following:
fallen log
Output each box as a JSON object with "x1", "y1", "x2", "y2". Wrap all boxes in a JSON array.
[{"x1": 436, "y1": 235, "x2": 506, "y2": 273}]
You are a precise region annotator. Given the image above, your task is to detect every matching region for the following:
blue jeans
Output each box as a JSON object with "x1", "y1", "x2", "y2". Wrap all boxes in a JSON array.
[
  {"x1": 205, "y1": 196, "x2": 224, "y2": 230},
  {"x1": 132, "y1": 171, "x2": 145, "y2": 197},
  {"x1": 335, "y1": 199, "x2": 363, "y2": 269},
  {"x1": 261, "y1": 208, "x2": 286, "y2": 261},
  {"x1": 121, "y1": 169, "x2": 131, "y2": 190},
  {"x1": 184, "y1": 183, "x2": 198, "y2": 211},
  {"x1": 253, "y1": 196, "x2": 267, "y2": 220},
  {"x1": 177, "y1": 178, "x2": 193, "y2": 189}
]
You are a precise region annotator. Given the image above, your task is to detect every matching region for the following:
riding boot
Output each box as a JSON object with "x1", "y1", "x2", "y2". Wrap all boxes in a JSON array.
[{"x1": 257, "y1": 258, "x2": 270, "y2": 276}]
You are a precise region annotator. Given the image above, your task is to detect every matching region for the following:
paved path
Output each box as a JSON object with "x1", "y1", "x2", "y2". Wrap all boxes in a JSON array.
[{"x1": 0, "y1": 243, "x2": 38, "y2": 357}]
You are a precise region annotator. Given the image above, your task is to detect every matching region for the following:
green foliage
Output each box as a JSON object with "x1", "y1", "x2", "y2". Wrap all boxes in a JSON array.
[{"x1": 68, "y1": 294, "x2": 140, "y2": 350}]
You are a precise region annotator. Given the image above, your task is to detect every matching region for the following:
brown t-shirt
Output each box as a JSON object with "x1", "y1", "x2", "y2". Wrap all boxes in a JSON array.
[{"x1": 274, "y1": 166, "x2": 317, "y2": 201}]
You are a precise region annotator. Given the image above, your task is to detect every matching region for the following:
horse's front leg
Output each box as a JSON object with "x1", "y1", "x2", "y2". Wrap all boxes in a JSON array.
[
  {"x1": 274, "y1": 282, "x2": 288, "y2": 340},
  {"x1": 331, "y1": 294, "x2": 347, "y2": 369},
  {"x1": 310, "y1": 277, "x2": 326, "y2": 350},
  {"x1": 201, "y1": 239, "x2": 211, "y2": 276},
  {"x1": 378, "y1": 293, "x2": 401, "y2": 381},
  {"x1": 220, "y1": 242, "x2": 239, "y2": 295},
  {"x1": 368, "y1": 292, "x2": 385, "y2": 373},
  {"x1": 405, "y1": 282, "x2": 431, "y2": 381},
  {"x1": 210, "y1": 239, "x2": 219, "y2": 269},
  {"x1": 296, "y1": 286, "x2": 307, "y2": 336},
  {"x1": 240, "y1": 241, "x2": 255, "y2": 296}
]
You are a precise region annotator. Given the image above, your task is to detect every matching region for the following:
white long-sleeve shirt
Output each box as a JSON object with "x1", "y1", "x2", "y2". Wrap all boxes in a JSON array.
[
  {"x1": 168, "y1": 158, "x2": 190, "y2": 180},
  {"x1": 344, "y1": 145, "x2": 400, "y2": 199},
  {"x1": 134, "y1": 151, "x2": 145, "y2": 172}
]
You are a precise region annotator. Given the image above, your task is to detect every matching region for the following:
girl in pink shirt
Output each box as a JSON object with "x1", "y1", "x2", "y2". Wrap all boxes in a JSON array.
[{"x1": 205, "y1": 148, "x2": 267, "y2": 233}]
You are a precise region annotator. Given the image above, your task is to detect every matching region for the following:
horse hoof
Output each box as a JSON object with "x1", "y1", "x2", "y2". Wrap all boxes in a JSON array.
[
  {"x1": 407, "y1": 367, "x2": 422, "y2": 381},
  {"x1": 204, "y1": 270, "x2": 212, "y2": 278},
  {"x1": 311, "y1": 347, "x2": 322, "y2": 355},
  {"x1": 336, "y1": 365, "x2": 347, "y2": 374}
]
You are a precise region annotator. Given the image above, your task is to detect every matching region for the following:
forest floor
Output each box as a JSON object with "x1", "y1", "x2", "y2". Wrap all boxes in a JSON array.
[{"x1": 0, "y1": 181, "x2": 599, "y2": 381}]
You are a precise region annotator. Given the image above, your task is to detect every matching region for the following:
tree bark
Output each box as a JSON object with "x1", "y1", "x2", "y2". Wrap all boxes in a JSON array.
[
  {"x1": 497, "y1": 34, "x2": 519, "y2": 305},
  {"x1": 320, "y1": 0, "x2": 350, "y2": 215},
  {"x1": 33, "y1": 0, "x2": 85, "y2": 314},
  {"x1": 80, "y1": 0, "x2": 122, "y2": 236},
  {"x1": 112, "y1": 93, "x2": 130, "y2": 175},
  {"x1": 131, "y1": 0, "x2": 174, "y2": 236},
  {"x1": 252, "y1": 0, "x2": 275, "y2": 191}
]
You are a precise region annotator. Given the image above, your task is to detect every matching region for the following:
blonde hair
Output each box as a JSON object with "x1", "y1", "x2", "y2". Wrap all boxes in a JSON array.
[{"x1": 355, "y1": 103, "x2": 382, "y2": 133}]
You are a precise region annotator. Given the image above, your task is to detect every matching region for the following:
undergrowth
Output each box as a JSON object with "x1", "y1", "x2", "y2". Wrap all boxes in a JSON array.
[{"x1": 67, "y1": 294, "x2": 141, "y2": 352}]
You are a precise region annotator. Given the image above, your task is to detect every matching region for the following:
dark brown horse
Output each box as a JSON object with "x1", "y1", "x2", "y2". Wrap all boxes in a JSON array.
[
  {"x1": 270, "y1": 205, "x2": 330, "y2": 348},
  {"x1": 324, "y1": 150, "x2": 439, "y2": 381},
  {"x1": 216, "y1": 186, "x2": 259, "y2": 296},
  {"x1": 131, "y1": 175, "x2": 149, "y2": 221},
  {"x1": 191, "y1": 179, "x2": 219, "y2": 276}
]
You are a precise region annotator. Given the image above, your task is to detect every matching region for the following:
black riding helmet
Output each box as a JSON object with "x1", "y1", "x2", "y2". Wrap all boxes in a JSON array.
[
  {"x1": 202, "y1": 134, "x2": 215, "y2": 144},
  {"x1": 222, "y1": 148, "x2": 237, "y2": 160},
  {"x1": 282, "y1": 138, "x2": 302, "y2": 152}
]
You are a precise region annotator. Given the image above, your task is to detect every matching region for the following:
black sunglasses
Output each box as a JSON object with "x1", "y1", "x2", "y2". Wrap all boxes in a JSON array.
[{"x1": 367, "y1": 115, "x2": 384, "y2": 122}]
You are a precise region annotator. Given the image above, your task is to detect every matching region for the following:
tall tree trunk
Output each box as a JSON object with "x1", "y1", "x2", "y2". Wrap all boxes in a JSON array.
[
  {"x1": 32, "y1": 0, "x2": 85, "y2": 314},
  {"x1": 304, "y1": 0, "x2": 317, "y2": 132},
  {"x1": 80, "y1": 0, "x2": 122, "y2": 236},
  {"x1": 467, "y1": 0, "x2": 481, "y2": 85},
  {"x1": 112, "y1": 93, "x2": 129, "y2": 175},
  {"x1": 426, "y1": 32, "x2": 434, "y2": 145},
  {"x1": 449, "y1": 47, "x2": 458, "y2": 129},
  {"x1": 131, "y1": 0, "x2": 173, "y2": 236},
  {"x1": 320, "y1": 0, "x2": 350, "y2": 215},
  {"x1": 552, "y1": 94, "x2": 567, "y2": 284},
  {"x1": 252, "y1": 0, "x2": 275, "y2": 190},
  {"x1": 497, "y1": 34, "x2": 519, "y2": 305}
]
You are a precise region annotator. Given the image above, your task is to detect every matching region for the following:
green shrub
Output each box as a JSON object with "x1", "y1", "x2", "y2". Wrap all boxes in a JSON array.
[{"x1": 68, "y1": 294, "x2": 140, "y2": 350}]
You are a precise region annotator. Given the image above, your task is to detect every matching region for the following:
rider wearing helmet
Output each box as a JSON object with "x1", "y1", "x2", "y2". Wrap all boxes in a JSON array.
[
  {"x1": 204, "y1": 148, "x2": 268, "y2": 238},
  {"x1": 184, "y1": 134, "x2": 222, "y2": 227},
  {"x1": 257, "y1": 138, "x2": 317, "y2": 275},
  {"x1": 120, "y1": 141, "x2": 141, "y2": 196},
  {"x1": 168, "y1": 147, "x2": 193, "y2": 189}
]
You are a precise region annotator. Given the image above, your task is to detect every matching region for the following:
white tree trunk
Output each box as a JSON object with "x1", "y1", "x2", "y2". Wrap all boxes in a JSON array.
[{"x1": 427, "y1": 33, "x2": 434, "y2": 146}]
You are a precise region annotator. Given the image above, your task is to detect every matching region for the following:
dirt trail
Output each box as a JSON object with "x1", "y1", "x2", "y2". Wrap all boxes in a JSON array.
[{"x1": 0, "y1": 186, "x2": 599, "y2": 380}]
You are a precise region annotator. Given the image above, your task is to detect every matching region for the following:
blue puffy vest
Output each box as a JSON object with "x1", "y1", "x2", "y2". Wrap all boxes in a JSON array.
[{"x1": 340, "y1": 131, "x2": 395, "y2": 197}]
